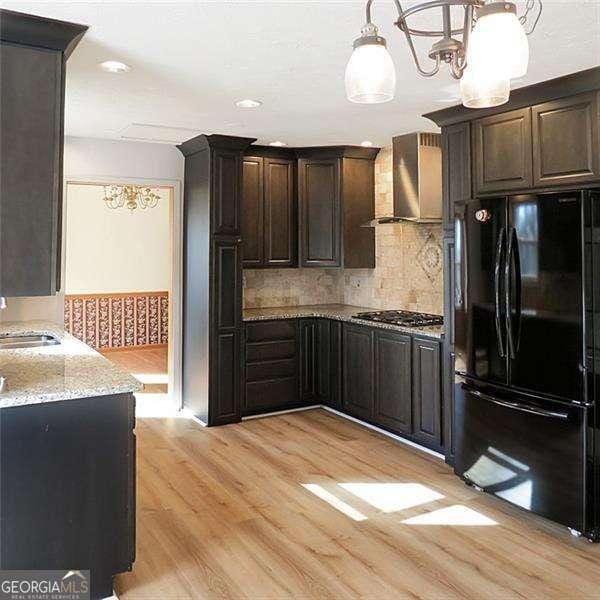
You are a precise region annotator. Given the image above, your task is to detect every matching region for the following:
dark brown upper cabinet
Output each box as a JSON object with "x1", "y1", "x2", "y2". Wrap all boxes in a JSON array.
[
  {"x1": 442, "y1": 122, "x2": 471, "y2": 231},
  {"x1": 297, "y1": 147, "x2": 378, "y2": 268},
  {"x1": 242, "y1": 157, "x2": 264, "y2": 267},
  {"x1": 532, "y1": 92, "x2": 600, "y2": 187},
  {"x1": 473, "y1": 108, "x2": 533, "y2": 194},
  {"x1": 0, "y1": 10, "x2": 87, "y2": 297},
  {"x1": 242, "y1": 148, "x2": 297, "y2": 268}
]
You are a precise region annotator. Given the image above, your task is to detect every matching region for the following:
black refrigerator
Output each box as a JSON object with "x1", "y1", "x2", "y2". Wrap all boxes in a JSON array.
[{"x1": 453, "y1": 190, "x2": 600, "y2": 539}]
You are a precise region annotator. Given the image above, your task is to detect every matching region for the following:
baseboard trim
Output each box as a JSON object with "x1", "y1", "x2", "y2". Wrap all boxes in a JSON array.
[
  {"x1": 321, "y1": 406, "x2": 445, "y2": 460},
  {"x1": 242, "y1": 405, "x2": 322, "y2": 420}
]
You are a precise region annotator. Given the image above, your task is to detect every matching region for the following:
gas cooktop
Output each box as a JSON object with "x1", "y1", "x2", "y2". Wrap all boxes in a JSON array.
[{"x1": 353, "y1": 310, "x2": 444, "y2": 327}]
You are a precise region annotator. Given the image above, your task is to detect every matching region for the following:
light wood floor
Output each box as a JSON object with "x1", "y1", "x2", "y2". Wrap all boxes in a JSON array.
[
  {"x1": 101, "y1": 346, "x2": 168, "y2": 394},
  {"x1": 115, "y1": 408, "x2": 600, "y2": 599}
]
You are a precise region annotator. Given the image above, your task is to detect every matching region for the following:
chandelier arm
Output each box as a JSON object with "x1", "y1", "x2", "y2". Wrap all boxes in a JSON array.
[
  {"x1": 451, "y1": 3, "x2": 474, "y2": 78},
  {"x1": 365, "y1": 0, "x2": 405, "y2": 25},
  {"x1": 401, "y1": 23, "x2": 441, "y2": 77}
]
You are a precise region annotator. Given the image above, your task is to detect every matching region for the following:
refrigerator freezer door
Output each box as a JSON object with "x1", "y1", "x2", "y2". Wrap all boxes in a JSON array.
[
  {"x1": 455, "y1": 198, "x2": 508, "y2": 385},
  {"x1": 455, "y1": 383, "x2": 586, "y2": 532},
  {"x1": 507, "y1": 194, "x2": 584, "y2": 401}
]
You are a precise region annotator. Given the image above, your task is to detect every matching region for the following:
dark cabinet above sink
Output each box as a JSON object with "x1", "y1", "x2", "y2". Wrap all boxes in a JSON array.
[{"x1": 0, "y1": 10, "x2": 87, "y2": 297}]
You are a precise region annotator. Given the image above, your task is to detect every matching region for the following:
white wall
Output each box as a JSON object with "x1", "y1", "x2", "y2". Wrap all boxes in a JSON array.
[
  {"x1": 1, "y1": 137, "x2": 184, "y2": 324},
  {"x1": 65, "y1": 184, "x2": 171, "y2": 294}
]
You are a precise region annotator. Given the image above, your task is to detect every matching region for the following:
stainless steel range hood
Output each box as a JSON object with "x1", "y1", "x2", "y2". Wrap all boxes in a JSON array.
[{"x1": 363, "y1": 132, "x2": 442, "y2": 226}]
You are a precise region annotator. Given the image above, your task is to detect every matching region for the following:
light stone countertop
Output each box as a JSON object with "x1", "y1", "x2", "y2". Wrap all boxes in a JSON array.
[
  {"x1": 0, "y1": 320, "x2": 142, "y2": 409},
  {"x1": 243, "y1": 304, "x2": 444, "y2": 339}
]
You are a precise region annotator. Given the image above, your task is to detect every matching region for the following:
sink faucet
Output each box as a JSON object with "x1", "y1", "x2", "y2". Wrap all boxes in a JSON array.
[{"x1": 0, "y1": 297, "x2": 6, "y2": 393}]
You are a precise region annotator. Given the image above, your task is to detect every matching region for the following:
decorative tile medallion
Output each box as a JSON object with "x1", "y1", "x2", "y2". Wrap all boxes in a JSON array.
[{"x1": 417, "y1": 232, "x2": 443, "y2": 283}]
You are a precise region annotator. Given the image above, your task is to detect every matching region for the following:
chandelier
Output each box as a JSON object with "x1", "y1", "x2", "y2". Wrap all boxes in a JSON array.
[
  {"x1": 103, "y1": 185, "x2": 161, "y2": 211},
  {"x1": 345, "y1": 0, "x2": 543, "y2": 108}
]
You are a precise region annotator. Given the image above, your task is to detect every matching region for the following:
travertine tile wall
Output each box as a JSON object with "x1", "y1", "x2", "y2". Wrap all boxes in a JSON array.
[
  {"x1": 243, "y1": 268, "x2": 343, "y2": 308},
  {"x1": 242, "y1": 146, "x2": 443, "y2": 313}
]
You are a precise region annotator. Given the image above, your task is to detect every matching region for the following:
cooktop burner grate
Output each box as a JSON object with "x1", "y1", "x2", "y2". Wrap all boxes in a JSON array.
[{"x1": 353, "y1": 310, "x2": 443, "y2": 327}]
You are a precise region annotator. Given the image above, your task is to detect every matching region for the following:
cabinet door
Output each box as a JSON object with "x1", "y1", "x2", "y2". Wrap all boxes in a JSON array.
[
  {"x1": 264, "y1": 157, "x2": 297, "y2": 267},
  {"x1": 329, "y1": 321, "x2": 343, "y2": 410},
  {"x1": 242, "y1": 157, "x2": 264, "y2": 267},
  {"x1": 300, "y1": 319, "x2": 318, "y2": 402},
  {"x1": 473, "y1": 108, "x2": 532, "y2": 193},
  {"x1": 212, "y1": 149, "x2": 242, "y2": 235},
  {"x1": 211, "y1": 238, "x2": 242, "y2": 424},
  {"x1": 342, "y1": 324, "x2": 373, "y2": 421},
  {"x1": 299, "y1": 158, "x2": 341, "y2": 267},
  {"x1": 0, "y1": 43, "x2": 62, "y2": 296},
  {"x1": 532, "y1": 92, "x2": 600, "y2": 187},
  {"x1": 442, "y1": 122, "x2": 471, "y2": 232},
  {"x1": 374, "y1": 330, "x2": 412, "y2": 434},
  {"x1": 412, "y1": 338, "x2": 442, "y2": 448},
  {"x1": 316, "y1": 319, "x2": 331, "y2": 403}
]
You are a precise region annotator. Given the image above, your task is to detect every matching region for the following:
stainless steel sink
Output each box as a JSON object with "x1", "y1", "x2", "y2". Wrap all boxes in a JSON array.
[{"x1": 0, "y1": 334, "x2": 61, "y2": 349}]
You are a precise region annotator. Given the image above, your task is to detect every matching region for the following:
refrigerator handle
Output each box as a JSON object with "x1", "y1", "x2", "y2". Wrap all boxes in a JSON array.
[
  {"x1": 463, "y1": 385, "x2": 570, "y2": 420},
  {"x1": 506, "y1": 227, "x2": 522, "y2": 359},
  {"x1": 494, "y1": 226, "x2": 506, "y2": 358}
]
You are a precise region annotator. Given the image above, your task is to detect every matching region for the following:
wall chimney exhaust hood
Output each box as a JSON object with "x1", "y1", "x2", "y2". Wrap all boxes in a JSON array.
[{"x1": 363, "y1": 132, "x2": 442, "y2": 226}]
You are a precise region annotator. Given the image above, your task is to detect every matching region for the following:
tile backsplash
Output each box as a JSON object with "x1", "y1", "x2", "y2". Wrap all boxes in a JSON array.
[
  {"x1": 243, "y1": 268, "x2": 343, "y2": 308},
  {"x1": 242, "y1": 146, "x2": 443, "y2": 314}
]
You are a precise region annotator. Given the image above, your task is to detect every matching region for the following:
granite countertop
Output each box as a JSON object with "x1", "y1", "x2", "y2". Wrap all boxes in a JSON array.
[
  {"x1": 243, "y1": 304, "x2": 444, "y2": 339},
  {"x1": 0, "y1": 320, "x2": 142, "y2": 408}
]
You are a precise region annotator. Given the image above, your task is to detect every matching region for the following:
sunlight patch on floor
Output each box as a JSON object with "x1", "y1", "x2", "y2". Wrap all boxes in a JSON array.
[
  {"x1": 135, "y1": 392, "x2": 182, "y2": 418},
  {"x1": 131, "y1": 373, "x2": 169, "y2": 385},
  {"x1": 402, "y1": 504, "x2": 498, "y2": 526},
  {"x1": 339, "y1": 482, "x2": 444, "y2": 513},
  {"x1": 302, "y1": 484, "x2": 368, "y2": 521}
]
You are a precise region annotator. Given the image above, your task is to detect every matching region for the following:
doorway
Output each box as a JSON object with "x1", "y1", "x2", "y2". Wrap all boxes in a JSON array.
[{"x1": 63, "y1": 179, "x2": 182, "y2": 415}]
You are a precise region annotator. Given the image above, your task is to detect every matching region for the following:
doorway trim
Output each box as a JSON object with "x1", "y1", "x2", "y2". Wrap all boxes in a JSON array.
[{"x1": 63, "y1": 175, "x2": 183, "y2": 412}]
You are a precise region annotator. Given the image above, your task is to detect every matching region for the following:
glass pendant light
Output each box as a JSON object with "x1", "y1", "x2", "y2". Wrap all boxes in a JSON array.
[
  {"x1": 468, "y1": 2, "x2": 529, "y2": 79},
  {"x1": 460, "y1": 66, "x2": 510, "y2": 108},
  {"x1": 345, "y1": 24, "x2": 396, "y2": 104}
]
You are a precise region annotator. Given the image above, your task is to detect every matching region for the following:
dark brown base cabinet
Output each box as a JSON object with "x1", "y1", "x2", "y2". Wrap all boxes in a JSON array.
[
  {"x1": 243, "y1": 318, "x2": 341, "y2": 415},
  {"x1": 243, "y1": 320, "x2": 300, "y2": 415},
  {"x1": 0, "y1": 394, "x2": 135, "y2": 600},
  {"x1": 243, "y1": 318, "x2": 443, "y2": 451},
  {"x1": 342, "y1": 323, "x2": 443, "y2": 452}
]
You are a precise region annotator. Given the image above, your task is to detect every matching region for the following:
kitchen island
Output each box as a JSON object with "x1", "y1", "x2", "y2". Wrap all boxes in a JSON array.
[{"x1": 0, "y1": 321, "x2": 141, "y2": 600}]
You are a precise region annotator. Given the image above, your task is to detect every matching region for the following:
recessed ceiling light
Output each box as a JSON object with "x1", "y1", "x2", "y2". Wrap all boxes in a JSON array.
[
  {"x1": 235, "y1": 99, "x2": 262, "y2": 109},
  {"x1": 269, "y1": 141, "x2": 287, "y2": 147},
  {"x1": 99, "y1": 60, "x2": 131, "y2": 74},
  {"x1": 361, "y1": 140, "x2": 374, "y2": 147}
]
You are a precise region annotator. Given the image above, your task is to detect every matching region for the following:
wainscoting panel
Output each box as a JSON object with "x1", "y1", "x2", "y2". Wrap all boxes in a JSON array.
[{"x1": 65, "y1": 291, "x2": 169, "y2": 350}]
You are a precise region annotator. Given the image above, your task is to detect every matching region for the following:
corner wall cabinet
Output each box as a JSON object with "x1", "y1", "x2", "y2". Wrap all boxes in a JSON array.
[{"x1": 0, "y1": 10, "x2": 87, "y2": 296}]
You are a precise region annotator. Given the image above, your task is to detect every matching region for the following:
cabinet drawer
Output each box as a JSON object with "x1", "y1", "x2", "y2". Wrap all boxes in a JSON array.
[
  {"x1": 246, "y1": 358, "x2": 296, "y2": 382},
  {"x1": 245, "y1": 377, "x2": 298, "y2": 412},
  {"x1": 246, "y1": 340, "x2": 296, "y2": 362},
  {"x1": 245, "y1": 320, "x2": 296, "y2": 342}
]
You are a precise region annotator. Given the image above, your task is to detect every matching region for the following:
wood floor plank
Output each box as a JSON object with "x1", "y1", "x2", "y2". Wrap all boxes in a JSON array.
[{"x1": 116, "y1": 408, "x2": 600, "y2": 599}]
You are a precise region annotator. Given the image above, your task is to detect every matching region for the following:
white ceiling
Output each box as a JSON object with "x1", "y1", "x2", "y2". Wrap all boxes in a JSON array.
[{"x1": 2, "y1": 0, "x2": 600, "y2": 146}]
